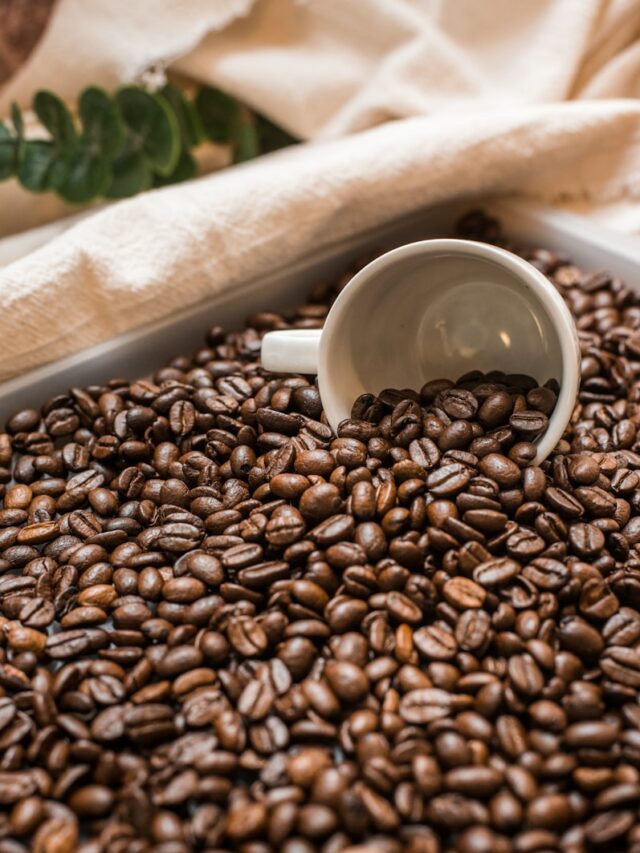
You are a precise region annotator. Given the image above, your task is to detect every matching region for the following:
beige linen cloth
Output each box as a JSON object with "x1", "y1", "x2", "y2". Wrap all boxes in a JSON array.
[{"x1": 1, "y1": 0, "x2": 640, "y2": 381}]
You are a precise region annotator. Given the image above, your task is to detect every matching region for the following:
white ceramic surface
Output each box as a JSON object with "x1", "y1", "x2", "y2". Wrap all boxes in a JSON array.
[{"x1": 261, "y1": 238, "x2": 581, "y2": 464}]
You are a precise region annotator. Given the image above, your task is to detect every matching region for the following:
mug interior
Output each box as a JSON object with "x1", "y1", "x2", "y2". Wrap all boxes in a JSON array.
[{"x1": 318, "y1": 240, "x2": 577, "y2": 454}]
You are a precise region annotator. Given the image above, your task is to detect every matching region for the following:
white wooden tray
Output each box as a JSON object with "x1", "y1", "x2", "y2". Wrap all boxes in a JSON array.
[{"x1": 1, "y1": 198, "x2": 639, "y2": 421}]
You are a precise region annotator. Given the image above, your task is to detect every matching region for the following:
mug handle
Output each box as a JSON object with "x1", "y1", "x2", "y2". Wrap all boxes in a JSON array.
[{"x1": 261, "y1": 329, "x2": 322, "y2": 374}]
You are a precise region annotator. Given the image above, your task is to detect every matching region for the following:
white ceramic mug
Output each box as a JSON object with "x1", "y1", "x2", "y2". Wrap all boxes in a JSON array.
[{"x1": 261, "y1": 239, "x2": 580, "y2": 464}]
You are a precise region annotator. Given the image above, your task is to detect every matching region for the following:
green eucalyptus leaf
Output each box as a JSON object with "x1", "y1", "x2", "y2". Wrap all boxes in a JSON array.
[
  {"x1": 58, "y1": 146, "x2": 111, "y2": 204},
  {"x1": 34, "y1": 91, "x2": 77, "y2": 147},
  {"x1": 153, "y1": 149, "x2": 197, "y2": 187},
  {"x1": 196, "y1": 86, "x2": 236, "y2": 143},
  {"x1": 17, "y1": 140, "x2": 57, "y2": 192},
  {"x1": 105, "y1": 150, "x2": 152, "y2": 198},
  {"x1": 0, "y1": 123, "x2": 16, "y2": 179},
  {"x1": 3, "y1": 82, "x2": 294, "y2": 203},
  {"x1": 48, "y1": 154, "x2": 73, "y2": 192},
  {"x1": 256, "y1": 113, "x2": 297, "y2": 153},
  {"x1": 231, "y1": 108, "x2": 259, "y2": 163},
  {"x1": 79, "y1": 87, "x2": 125, "y2": 158},
  {"x1": 116, "y1": 87, "x2": 180, "y2": 176},
  {"x1": 11, "y1": 102, "x2": 24, "y2": 139},
  {"x1": 161, "y1": 83, "x2": 203, "y2": 147}
]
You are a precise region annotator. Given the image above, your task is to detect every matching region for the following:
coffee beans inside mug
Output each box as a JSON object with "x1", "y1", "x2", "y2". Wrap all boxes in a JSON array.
[{"x1": 1, "y1": 209, "x2": 640, "y2": 852}]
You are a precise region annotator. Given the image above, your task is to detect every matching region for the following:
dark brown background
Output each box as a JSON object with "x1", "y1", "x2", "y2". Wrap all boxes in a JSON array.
[{"x1": 0, "y1": 0, "x2": 56, "y2": 85}]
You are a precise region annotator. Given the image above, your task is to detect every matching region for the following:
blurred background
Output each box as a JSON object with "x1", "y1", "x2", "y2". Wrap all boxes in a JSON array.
[{"x1": 0, "y1": 0, "x2": 55, "y2": 85}]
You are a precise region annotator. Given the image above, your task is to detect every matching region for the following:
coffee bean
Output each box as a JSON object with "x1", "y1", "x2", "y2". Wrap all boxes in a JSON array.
[
  {"x1": 9, "y1": 794, "x2": 45, "y2": 836},
  {"x1": 414, "y1": 625, "x2": 457, "y2": 660},
  {"x1": 478, "y1": 391, "x2": 513, "y2": 428},
  {"x1": 525, "y1": 793, "x2": 572, "y2": 830},
  {"x1": 427, "y1": 463, "x2": 472, "y2": 496},
  {"x1": 568, "y1": 454, "x2": 600, "y2": 485},
  {"x1": 564, "y1": 720, "x2": 619, "y2": 748},
  {"x1": 386, "y1": 591, "x2": 422, "y2": 624},
  {"x1": 529, "y1": 699, "x2": 567, "y2": 733},
  {"x1": 6, "y1": 409, "x2": 40, "y2": 434},
  {"x1": 156, "y1": 645, "x2": 203, "y2": 677},
  {"x1": 162, "y1": 577, "x2": 206, "y2": 603},
  {"x1": 400, "y1": 688, "x2": 452, "y2": 723},
  {"x1": 575, "y1": 484, "x2": 617, "y2": 516},
  {"x1": 266, "y1": 506, "x2": 306, "y2": 546},
  {"x1": 509, "y1": 409, "x2": 549, "y2": 438},
  {"x1": 176, "y1": 550, "x2": 224, "y2": 586},
  {"x1": 508, "y1": 653, "x2": 544, "y2": 696},
  {"x1": 46, "y1": 629, "x2": 107, "y2": 659},
  {"x1": 604, "y1": 608, "x2": 640, "y2": 646},
  {"x1": 237, "y1": 678, "x2": 275, "y2": 720},
  {"x1": 18, "y1": 597, "x2": 55, "y2": 629},
  {"x1": 324, "y1": 660, "x2": 369, "y2": 703},
  {"x1": 496, "y1": 715, "x2": 528, "y2": 758},
  {"x1": 584, "y1": 809, "x2": 635, "y2": 845},
  {"x1": 601, "y1": 646, "x2": 640, "y2": 687},
  {"x1": 425, "y1": 793, "x2": 487, "y2": 829},
  {"x1": 228, "y1": 617, "x2": 269, "y2": 657},
  {"x1": 299, "y1": 483, "x2": 342, "y2": 521},
  {"x1": 463, "y1": 508, "x2": 508, "y2": 533},
  {"x1": 445, "y1": 766, "x2": 503, "y2": 797},
  {"x1": 522, "y1": 557, "x2": 569, "y2": 591},
  {"x1": 67, "y1": 784, "x2": 115, "y2": 818},
  {"x1": 32, "y1": 817, "x2": 78, "y2": 853},
  {"x1": 557, "y1": 615, "x2": 604, "y2": 659},
  {"x1": 473, "y1": 556, "x2": 521, "y2": 587},
  {"x1": 478, "y1": 453, "x2": 521, "y2": 487},
  {"x1": 509, "y1": 440, "x2": 537, "y2": 467},
  {"x1": 526, "y1": 386, "x2": 557, "y2": 415},
  {"x1": 437, "y1": 389, "x2": 479, "y2": 420},
  {"x1": 443, "y1": 577, "x2": 486, "y2": 609},
  {"x1": 438, "y1": 419, "x2": 474, "y2": 450},
  {"x1": 0, "y1": 771, "x2": 36, "y2": 804},
  {"x1": 455, "y1": 609, "x2": 491, "y2": 651},
  {"x1": 505, "y1": 528, "x2": 546, "y2": 559},
  {"x1": 421, "y1": 378, "x2": 454, "y2": 402},
  {"x1": 2, "y1": 215, "x2": 640, "y2": 852}
]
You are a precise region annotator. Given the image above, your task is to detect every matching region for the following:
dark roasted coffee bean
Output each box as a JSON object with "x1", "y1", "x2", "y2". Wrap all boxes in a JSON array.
[
  {"x1": 68, "y1": 784, "x2": 115, "y2": 817},
  {"x1": 525, "y1": 793, "x2": 572, "y2": 830},
  {"x1": 522, "y1": 557, "x2": 569, "y2": 591},
  {"x1": 2, "y1": 218, "x2": 640, "y2": 853},
  {"x1": 526, "y1": 386, "x2": 557, "y2": 415},
  {"x1": 509, "y1": 409, "x2": 549, "y2": 437},
  {"x1": 46, "y1": 629, "x2": 107, "y2": 658},
  {"x1": 400, "y1": 688, "x2": 452, "y2": 724},
  {"x1": 438, "y1": 419, "x2": 474, "y2": 450},
  {"x1": 557, "y1": 615, "x2": 604, "y2": 659},
  {"x1": 477, "y1": 391, "x2": 514, "y2": 430},
  {"x1": 414, "y1": 625, "x2": 457, "y2": 660},
  {"x1": 437, "y1": 389, "x2": 479, "y2": 420},
  {"x1": 456, "y1": 609, "x2": 490, "y2": 651},
  {"x1": 473, "y1": 556, "x2": 521, "y2": 587},
  {"x1": 443, "y1": 577, "x2": 486, "y2": 609},
  {"x1": 478, "y1": 453, "x2": 520, "y2": 487},
  {"x1": 508, "y1": 653, "x2": 544, "y2": 696},
  {"x1": 409, "y1": 437, "x2": 440, "y2": 469},
  {"x1": 427, "y1": 463, "x2": 471, "y2": 496},
  {"x1": 299, "y1": 483, "x2": 342, "y2": 521},
  {"x1": 568, "y1": 521, "x2": 605, "y2": 556}
]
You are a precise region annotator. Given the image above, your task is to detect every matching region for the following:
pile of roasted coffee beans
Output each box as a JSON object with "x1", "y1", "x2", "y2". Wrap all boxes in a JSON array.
[{"x1": 2, "y1": 210, "x2": 640, "y2": 853}]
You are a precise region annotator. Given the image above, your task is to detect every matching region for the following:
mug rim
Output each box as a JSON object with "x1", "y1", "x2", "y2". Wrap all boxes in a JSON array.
[{"x1": 317, "y1": 238, "x2": 580, "y2": 464}]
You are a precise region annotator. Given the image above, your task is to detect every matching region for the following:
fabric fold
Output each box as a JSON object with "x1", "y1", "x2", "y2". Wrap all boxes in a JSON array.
[
  {"x1": 2, "y1": 0, "x2": 640, "y2": 381},
  {"x1": 2, "y1": 100, "x2": 640, "y2": 381}
]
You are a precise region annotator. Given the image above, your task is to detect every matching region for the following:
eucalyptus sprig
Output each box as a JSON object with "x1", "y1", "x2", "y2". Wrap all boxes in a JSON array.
[{"x1": 0, "y1": 83, "x2": 297, "y2": 204}]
